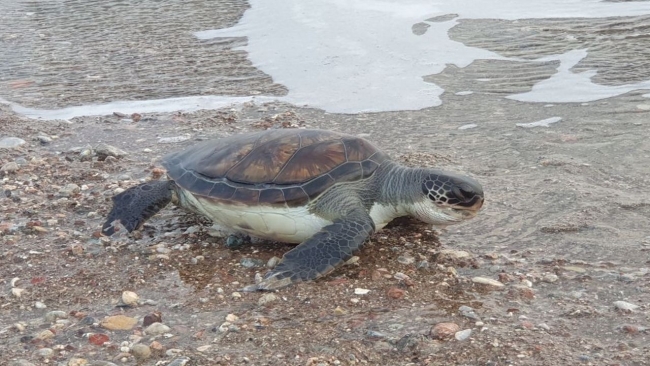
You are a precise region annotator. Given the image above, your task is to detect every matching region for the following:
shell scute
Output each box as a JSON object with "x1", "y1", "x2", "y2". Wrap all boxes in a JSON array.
[
  {"x1": 274, "y1": 140, "x2": 346, "y2": 184},
  {"x1": 163, "y1": 129, "x2": 390, "y2": 206}
]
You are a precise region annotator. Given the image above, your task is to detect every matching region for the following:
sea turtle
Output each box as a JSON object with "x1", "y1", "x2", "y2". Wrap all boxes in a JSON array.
[{"x1": 102, "y1": 129, "x2": 484, "y2": 290}]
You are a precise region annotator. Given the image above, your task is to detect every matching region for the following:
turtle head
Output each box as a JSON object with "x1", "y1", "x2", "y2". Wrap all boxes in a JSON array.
[{"x1": 411, "y1": 170, "x2": 484, "y2": 226}]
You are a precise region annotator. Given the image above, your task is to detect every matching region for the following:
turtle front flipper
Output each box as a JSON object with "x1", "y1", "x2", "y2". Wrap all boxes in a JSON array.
[
  {"x1": 243, "y1": 211, "x2": 375, "y2": 291},
  {"x1": 102, "y1": 180, "x2": 174, "y2": 236}
]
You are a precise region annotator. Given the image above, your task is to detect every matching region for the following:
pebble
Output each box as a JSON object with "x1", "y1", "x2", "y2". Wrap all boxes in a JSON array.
[
  {"x1": 225, "y1": 314, "x2": 239, "y2": 322},
  {"x1": 563, "y1": 266, "x2": 586, "y2": 273},
  {"x1": 158, "y1": 135, "x2": 191, "y2": 144},
  {"x1": 36, "y1": 135, "x2": 53, "y2": 144},
  {"x1": 131, "y1": 344, "x2": 152, "y2": 360},
  {"x1": 167, "y1": 357, "x2": 191, "y2": 366},
  {"x1": 196, "y1": 345, "x2": 212, "y2": 352},
  {"x1": 68, "y1": 358, "x2": 87, "y2": 366},
  {"x1": 121, "y1": 291, "x2": 139, "y2": 306},
  {"x1": 472, "y1": 277, "x2": 505, "y2": 288},
  {"x1": 100, "y1": 315, "x2": 138, "y2": 330},
  {"x1": 454, "y1": 329, "x2": 472, "y2": 341},
  {"x1": 44, "y1": 310, "x2": 67, "y2": 322},
  {"x1": 537, "y1": 323, "x2": 551, "y2": 331},
  {"x1": 1, "y1": 161, "x2": 19, "y2": 173},
  {"x1": 397, "y1": 254, "x2": 416, "y2": 265},
  {"x1": 516, "y1": 117, "x2": 561, "y2": 128},
  {"x1": 35, "y1": 329, "x2": 55, "y2": 340},
  {"x1": 0, "y1": 137, "x2": 26, "y2": 149},
  {"x1": 430, "y1": 322, "x2": 460, "y2": 340},
  {"x1": 439, "y1": 249, "x2": 471, "y2": 260},
  {"x1": 11, "y1": 288, "x2": 25, "y2": 297},
  {"x1": 354, "y1": 288, "x2": 371, "y2": 295},
  {"x1": 94, "y1": 143, "x2": 128, "y2": 159},
  {"x1": 267, "y1": 256, "x2": 281, "y2": 268},
  {"x1": 88, "y1": 333, "x2": 110, "y2": 345},
  {"x1": 614, "y1": 301, "x2": 639, "y2": 312},
  {"x1": 258, "y1": 293, "x2": 278, "y2": 306},
  {"x1": 458, "y1": 123, "x2": 478, "y2": 130},
  {"x1": 9, "y1": 360, "x2": 35, "y2": 366},
  {"x1": 386, "y1": 287, "x2": 406, "y2": 299},
  {"x1": 59, "y1": 183, "x2": 80, "y2": 197},
  {"x1": 542, "y1": 274, "x2": 559, "y2": 283},
  {"x1": 143, "y1": 312, "x2": 163, "y2": 327},
  {"x1": 241, "y1": 258, "x2": 266, "y2": 268},
  {"x1": 36, "y1": 348, "x2": 54, "y2": 358},
  {"x1": 459, "y1": 305, "x2": 480, "y2": 320},
  {"x1": 145, "y1": 322, "x2": 171, "y2": 335}
]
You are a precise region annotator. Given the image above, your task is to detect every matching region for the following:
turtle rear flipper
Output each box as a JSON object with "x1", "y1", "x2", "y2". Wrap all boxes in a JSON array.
[
  {"x1": 102, "y1": 181, "x2": 174, "y2": 236},
  {"x1": 243, "y1": 209, "x2": 375, "y2": 291}
]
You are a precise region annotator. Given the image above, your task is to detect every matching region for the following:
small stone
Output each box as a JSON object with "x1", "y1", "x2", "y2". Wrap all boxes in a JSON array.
[
  {"x1": 89, "y1": 333, "x2": 109, "y2": 345},
  {"x1": 1, "y1": 162, "x2": 19, "y2": 173},
  {"x1": 354, "y1": 288, "x2": 371, "y2": 295},
  {"x1": 121, "y1": 291, "x2": 139, "y2": 306},
  {"x1": 94, "y1": 143, "x2": 127, "y2": 159},
  {"x1": 636, "y1": 104, "x2": 650, "y2": 110},
  {"x1": 258, "y1": 293, "x2": 278, "y2": 306},
  {"x1": 614, "y1": 301, "x2": 639, "y2": 312},
  {"x1": 36, "y1": 135, "x2": 53, "y2": 144},
  {"x1": 158, "y1": 135, "x2": 191, "y2": 144},
  {"x1": 36, "y1": 329, "x2": 55, "y2": 340},
  {"x1": 196, "y1": 345, "x2": 212, "y2": 352},
  {"x1": 458, "y1": 123, "x2": 477, "y2": 130},
  {"x1": 454, "y1": 329, "x2": 472, "y2": 341},
  {"x1": 386, "y1": 287, "x2": 405, "y2": 299},
  {"x1": 563, "y1": 266, "x2": 586, "y2": 273},
  {"x1": 439, "y1": 249, "x2": 471, "y2": 260},
  {"x1": 537, "y1": 323, "x2": 551, "y2": 331},
  {"x1": 150, "y1": 340, "x2": 164, "y2": 351},
  {"x1": 9, "y1": 360, "x2": 35, "y2": 366},
  {"x1": 68, "y1": 357, "x2": 88, "y2": 366},
  {"x1": 142, "y1": 311, "x2": 162, "y2": 327},
  {"x1": 459, "y1": 306, "x2": 480, "y2": 320},
  {"x1": 36, "y1": 348, "x2": 54, "y2": 358},
  {"x1": 100, "y1": 315, "x2": 138, "y2": 330},
  {"x1": 472, "y1": 277, "x2": 505, "y2": 288},
  {"x1": 44, "y1": 310, "x2": 67, "y2": 322},
  {"x1": 0, "y1": 137, "x2": 26, "y2": 149},
  {"x1": 167, "y1": 357, "x2": 191, "y2": 366},
  {"x1": 430, "y1": 322, "x2": 460, "y2": 340},
  {"x1": 59, "y1": 183, "x2": 80, "y2": 197},
  {"x1": 397, "y1": 254, "x2": 415, "y2": 265},
  {"x1": 542, "y1": 274, "x2": 559, "y2": 283},
  {"x1": 145, "y1": 322, "x2": 171, "y2": 335},
  {"x1": 333, "y1": 306, "x2": 347, "y2": 316},
  {"x1": 131, "y1": 344, "x2": 151, "y2": 360},
  {"x1": 225, "y1": 314, "x2": 239, "y2": 322},
  {"x1": 266, "y1": 256, "x2": 281, "y2": 268},
  {"x1": 11, "y1": 288, "x2": 25, "y2": 298},
  {"x1": 241, "y1": 258, "x2": 265, "y2": 268},
  {"x1": 231, "y1": 292, "x2": 242, "y2": 299}
]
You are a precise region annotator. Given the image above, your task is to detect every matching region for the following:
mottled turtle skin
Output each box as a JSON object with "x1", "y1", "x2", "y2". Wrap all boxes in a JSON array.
[{"x1": 102, "y1": 129, "x2": 484, "y2": 291}]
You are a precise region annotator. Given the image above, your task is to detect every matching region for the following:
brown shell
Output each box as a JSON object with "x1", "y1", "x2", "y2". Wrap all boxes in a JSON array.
[{"x1": 163, "y1": 129, "x2": 389, "y2": 206}]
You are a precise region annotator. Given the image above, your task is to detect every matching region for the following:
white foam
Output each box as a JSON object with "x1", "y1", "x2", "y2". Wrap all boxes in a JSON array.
[
  {"x1": 508, "y1": 50, "x2": 650, "y2": 103},
  {"x1": 3, "y1": 95, "x2": 275, "y2": 121},
  {"x1": 7, "y1": 0, "x2": 650, "y2": 118}
]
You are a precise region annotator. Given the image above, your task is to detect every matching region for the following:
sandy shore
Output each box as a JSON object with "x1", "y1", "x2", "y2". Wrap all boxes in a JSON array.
[{"x1": 1, "y1": 89, "x2": 649, "y2": 365}]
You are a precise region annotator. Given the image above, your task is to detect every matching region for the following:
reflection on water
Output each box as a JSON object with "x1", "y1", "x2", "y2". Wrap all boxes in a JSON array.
[{"x1": 1, "y1": 0, "x2": 650, "y2": 117}]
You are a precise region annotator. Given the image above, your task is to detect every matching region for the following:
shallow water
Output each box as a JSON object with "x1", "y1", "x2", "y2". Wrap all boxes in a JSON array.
[{"x1": 1, "y1": 0, "x2": 650, "y2": 118}]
